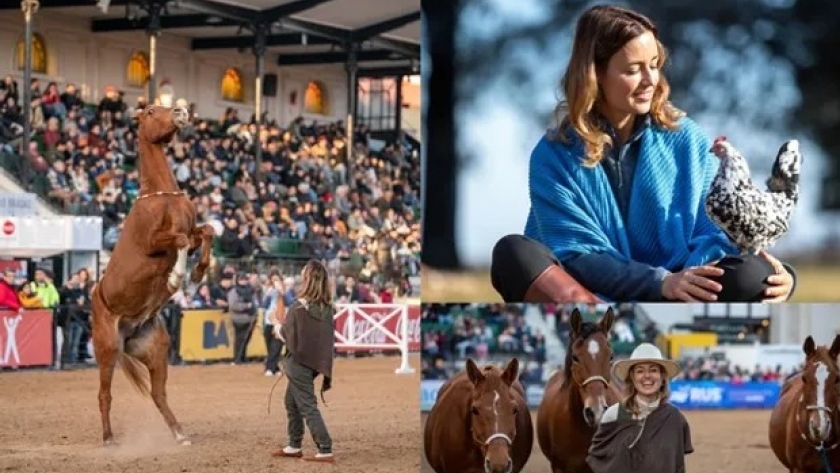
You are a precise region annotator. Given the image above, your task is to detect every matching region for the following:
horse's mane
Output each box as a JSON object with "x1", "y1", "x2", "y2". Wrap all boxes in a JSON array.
[{"x1": 561, "y1": 321, "x2": 603, "y2": 389}]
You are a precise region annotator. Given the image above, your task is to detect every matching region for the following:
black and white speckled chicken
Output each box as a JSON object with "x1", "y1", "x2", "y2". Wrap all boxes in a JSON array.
[{"x1": 704, "y1": 136, "x2": 802, "y2": 255}]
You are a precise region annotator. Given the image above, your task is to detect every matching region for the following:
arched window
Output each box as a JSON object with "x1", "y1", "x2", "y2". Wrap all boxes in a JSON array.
[
  {"x1": 304, "y1": 80, "x2": 328, "y2": 115},
  {"x1": 15, "y1": 32, "x2": 47, "y2": 74},
  {"x1": 126, "y1": 51, "x2": 150, "y2": 88},
  {"x1": 221, "y1": 68, "x2": 244, "y2": 102}
]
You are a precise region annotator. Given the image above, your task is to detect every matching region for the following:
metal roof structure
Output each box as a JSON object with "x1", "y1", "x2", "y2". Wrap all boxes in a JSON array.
[{"x1": 2, "y1": 0, "x2": 420, "y2": 77}]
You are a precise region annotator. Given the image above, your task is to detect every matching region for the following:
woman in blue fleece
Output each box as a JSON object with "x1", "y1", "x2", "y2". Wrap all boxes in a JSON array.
[{"x1": 491, "y1": 5, "x2": 796, "y2": 303}]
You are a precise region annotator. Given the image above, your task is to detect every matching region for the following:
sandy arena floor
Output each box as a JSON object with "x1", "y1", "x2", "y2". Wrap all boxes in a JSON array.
[
  {"x1": 422, "y1": 410, "x2": 788, "y2": 473},
  {"x1": 0, "y1": 355, "x2": 420, "y2": 473}
]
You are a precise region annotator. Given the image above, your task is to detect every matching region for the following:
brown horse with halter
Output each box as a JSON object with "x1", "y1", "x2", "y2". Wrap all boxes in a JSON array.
[
  {"x1": 424, "y1": 357, "x2": 534, "y2": 473},
  {"x1": 769, "y1": 335, "x2": 840, "y2": 473},
  {"x1": 90, "y1": 104, "x2": 214, "y2": 446},
  {"x1": 536, "y1": 307, "x2": 621, "y2": 473}
]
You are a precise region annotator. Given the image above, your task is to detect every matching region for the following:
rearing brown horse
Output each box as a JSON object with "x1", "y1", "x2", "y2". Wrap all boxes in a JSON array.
[
  {"x1": 91, "y1": 105, "x2": 214, "y2": 446},
  {"x1": 769, "y1": 335, "x2": 840, "y2": 473},
  {"x1": 536, "y1": 307, "x2": 620, "y2": 473}
]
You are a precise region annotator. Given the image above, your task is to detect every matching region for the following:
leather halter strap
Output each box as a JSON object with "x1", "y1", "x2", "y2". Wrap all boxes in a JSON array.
[
  {"x1": 796, "y1": 393, "x2": 840, "y2": 451},
  {"x1": 581, "y1": 375, "x2": 610, "y2": 387}
]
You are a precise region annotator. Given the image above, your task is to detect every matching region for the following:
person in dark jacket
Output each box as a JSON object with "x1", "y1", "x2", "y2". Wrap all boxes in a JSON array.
[
  {"x1": 271, "y1": 259, "x2": 336, "y2": 463},
  {"x1": 227, "y1": 271, "x2": 258, "y2": 364}
]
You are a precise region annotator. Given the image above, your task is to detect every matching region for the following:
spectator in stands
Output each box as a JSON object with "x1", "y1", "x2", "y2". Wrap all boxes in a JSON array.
[
  {"x1": 263, "y1": 268, "x2": 286, "y2": 376},
  {"x1": 31, "y1": 269, "x2": 59, "y2": 308},
  {"x1": 422, "y1": 357, "x2": 450, "y2": 380},
  {"x1": 58, "y1": 271, "x2": 91, "y2": 364},
  {"x1": 0, "y1": 269, "x2": 21, "y2": 311},
  {"x1": 587, "y1": 343, "x2": 692, "y2": 473},
  {"x1": 228, "y1": 272, "x2": 259, "y2": 364},
  {"x1": 210, "y1": 274, "x2": 233, "y2": 310},
  {"x1": 2, "y1": 71, "x2": 421, "y2": 303},
  {"x1": 17, "y1": 281, "x2": 42, "y2": 309},
  {"x1": 191, "y1": 283, "x2": 217, "y2": 308}
]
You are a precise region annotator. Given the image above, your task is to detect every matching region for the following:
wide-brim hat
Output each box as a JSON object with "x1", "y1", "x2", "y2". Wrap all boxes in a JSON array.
[{"x1": 613, "y1": 343, "x2": 681, "y2": 381}]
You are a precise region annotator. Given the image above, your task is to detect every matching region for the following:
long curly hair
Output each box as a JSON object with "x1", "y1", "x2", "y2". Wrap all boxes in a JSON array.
[{"x1": 553, "y1": 5, "x2": 684, "y2": 166}]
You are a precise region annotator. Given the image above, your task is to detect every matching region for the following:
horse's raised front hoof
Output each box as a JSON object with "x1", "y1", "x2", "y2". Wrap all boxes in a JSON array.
[{"x1": 176, "y1": 435, "x2": 192, "y2": 446}]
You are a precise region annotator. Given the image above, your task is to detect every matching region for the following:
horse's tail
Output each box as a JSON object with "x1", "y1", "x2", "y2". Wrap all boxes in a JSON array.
[{"x1": 118, "y1": 352, "x2": 151, "y2": 398}]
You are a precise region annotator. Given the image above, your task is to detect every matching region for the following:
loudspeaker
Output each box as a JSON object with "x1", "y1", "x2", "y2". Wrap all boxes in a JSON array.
[{"x1": 263, "y1": 73, "x2": 277, "y2": 97}]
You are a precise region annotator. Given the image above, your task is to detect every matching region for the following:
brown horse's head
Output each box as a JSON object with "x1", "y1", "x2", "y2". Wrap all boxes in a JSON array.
[
  {"x1": 465, "y1": 357, "x2": 520, "y2": 473},
  {"x1": 563, "y1": 307, "x2": 615, "y2": 427},
  {"x1": 799, "y1": 335, "x2": 840, "y2": 444},
  {"x1": 134, "y1": 105, "x2": 188, "y2": 144}
]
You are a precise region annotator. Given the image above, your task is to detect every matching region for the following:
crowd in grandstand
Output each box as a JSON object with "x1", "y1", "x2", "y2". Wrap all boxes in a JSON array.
[
  {"x1": 0, "y1": 74, "x2": 421, "y2": 306},
  {"x1": 0, "y1": 72, "x2": 421, "y2": 368},
  {"x1": 421, "y1": 304, "x2": 799, "y2": 386}
]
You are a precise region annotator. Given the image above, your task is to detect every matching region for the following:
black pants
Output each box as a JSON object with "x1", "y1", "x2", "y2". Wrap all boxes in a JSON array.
[
  {"x1": 491, "y1": 234, "x2": 796, "y2": 302},
  {"x1": 491, "y1": 235, "x2": 561, "y2": 302},
  {"x1": 263, "y1": 324, "x2": 284, "y2": 373},
  {"x1": 232, "y1": 319, "x2": 254, "y2": 363}
]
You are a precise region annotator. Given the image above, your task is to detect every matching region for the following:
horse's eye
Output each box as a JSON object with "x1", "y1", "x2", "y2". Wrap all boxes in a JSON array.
[
  {"x1": 512, "y1": 406, "x2": 518, "y2": 415},
  {"x1": 471, "y1": 406, "x2": 479, "y2": 415},
  {"x1": 572, "y1": 355, "x2": 580, "y2": 363}
]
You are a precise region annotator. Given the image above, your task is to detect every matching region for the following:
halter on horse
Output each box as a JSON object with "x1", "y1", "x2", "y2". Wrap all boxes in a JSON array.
[
  {"x1": 423, "y1": 357, "x2": 533, "y2": 473},
  {"x1": 769, "y1": 335, "x2": 840, "y2": 473},
  {"x1": 536, "y1": 307, "x2": 621, "y2": 473}
]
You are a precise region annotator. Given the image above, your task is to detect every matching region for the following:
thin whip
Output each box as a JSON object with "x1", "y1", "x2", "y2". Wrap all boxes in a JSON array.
[{"x1": 267, "y1": 370, "x2": 286, "y2": 416}]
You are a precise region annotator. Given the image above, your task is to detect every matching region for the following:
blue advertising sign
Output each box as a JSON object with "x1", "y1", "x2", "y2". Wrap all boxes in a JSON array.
[
  {"x1": 668, "y1": 381, "x2": 780, "y2": 409},
  {"x1": 420, "y1": 380, "x2": 781, "y2": 412}
]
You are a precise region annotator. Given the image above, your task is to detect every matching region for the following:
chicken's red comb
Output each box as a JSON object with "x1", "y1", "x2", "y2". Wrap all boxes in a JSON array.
[{"x1": 713, "y1": 136, "x2": 727, "y2": 145}]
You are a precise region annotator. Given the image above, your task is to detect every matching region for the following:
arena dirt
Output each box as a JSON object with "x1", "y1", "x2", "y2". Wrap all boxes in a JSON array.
[
  {"x1": 422, "y1": 410, "x2": 788, "y2": 473},
  {"x1": 0, "y1": 355, "x2": 420, "y2": 473}
]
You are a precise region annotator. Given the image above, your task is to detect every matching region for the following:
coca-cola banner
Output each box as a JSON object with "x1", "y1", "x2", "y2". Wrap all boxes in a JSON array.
[{"x1": 334, "y1": 304, "x2": 420, "y2": 353}]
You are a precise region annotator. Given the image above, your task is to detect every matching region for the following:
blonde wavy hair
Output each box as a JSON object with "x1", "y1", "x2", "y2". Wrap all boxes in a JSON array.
[
  {"x1": 554, "y1": 5, "x2": 684, "y2": 166},
  {"x1": 297, "y1": 259, "x2": 333, "y2": 306},
  {"x1": 620, "y1": 363, "x2": 671, "y2": 416}
]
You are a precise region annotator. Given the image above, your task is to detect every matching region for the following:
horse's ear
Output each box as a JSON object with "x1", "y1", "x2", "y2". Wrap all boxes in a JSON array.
[
  {"x1": 803, "y1": 336, "x2": 816, "y2": 356},
  {"x1": 132, "y1": 105, "x2": 146, "y2": 123},
  {"x1": 570, "y1": 308, "x2": 583, "y2": 336},
  {"x1": 829, "y1": 335, "x2": 840, "y2": 361},
  {"x1": 465, "y1": 358, "x2": 484, "y2": 385},
  {"x1": 599, "y1": 307, "x2": 614, "y2": 333},
  {"x1": 501, "y1": 357, "x2": 520, "y2": 387}
]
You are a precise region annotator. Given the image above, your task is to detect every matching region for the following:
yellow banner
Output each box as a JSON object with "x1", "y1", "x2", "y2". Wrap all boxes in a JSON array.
[
  {"x1": 656, "y1": 332, "x2": 718, "y2": 360},
  {"x1": 179, "y1": 309, "x2": 267, "y2": 362}
]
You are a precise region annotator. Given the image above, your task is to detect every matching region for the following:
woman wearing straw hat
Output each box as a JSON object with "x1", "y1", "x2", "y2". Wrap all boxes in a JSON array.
[{"x1": 587, "y1": 343, "x2": 693, "y2": 473}]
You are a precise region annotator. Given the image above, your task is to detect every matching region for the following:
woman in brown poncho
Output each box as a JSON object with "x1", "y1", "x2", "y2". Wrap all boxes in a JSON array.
[
  {"x1": 586, "y1": 343, "x2": 693, "y2": 473},
  {"x1": 271, "y1": 259, "x2": 336, "y2": 463}
]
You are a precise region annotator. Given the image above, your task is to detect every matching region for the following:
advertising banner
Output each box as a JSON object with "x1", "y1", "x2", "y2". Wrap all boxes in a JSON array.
[
  {"x1": 0, "y1": 309, "x2": 53, "y2": 367},
  {"x1": 333, "y1": 304, "x2": 421, "y2": 352},
  {"x1": 178, "y1": 309, "x2": 266, "y2": 362},
  {"x1": 420, "y1": 379, "x2": 781, "y2": 412}
]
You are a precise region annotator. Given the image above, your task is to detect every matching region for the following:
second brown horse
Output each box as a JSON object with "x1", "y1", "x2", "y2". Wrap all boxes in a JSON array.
[{"x1": 536, "y1": 307, "x2": 620, "y2": 473}]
